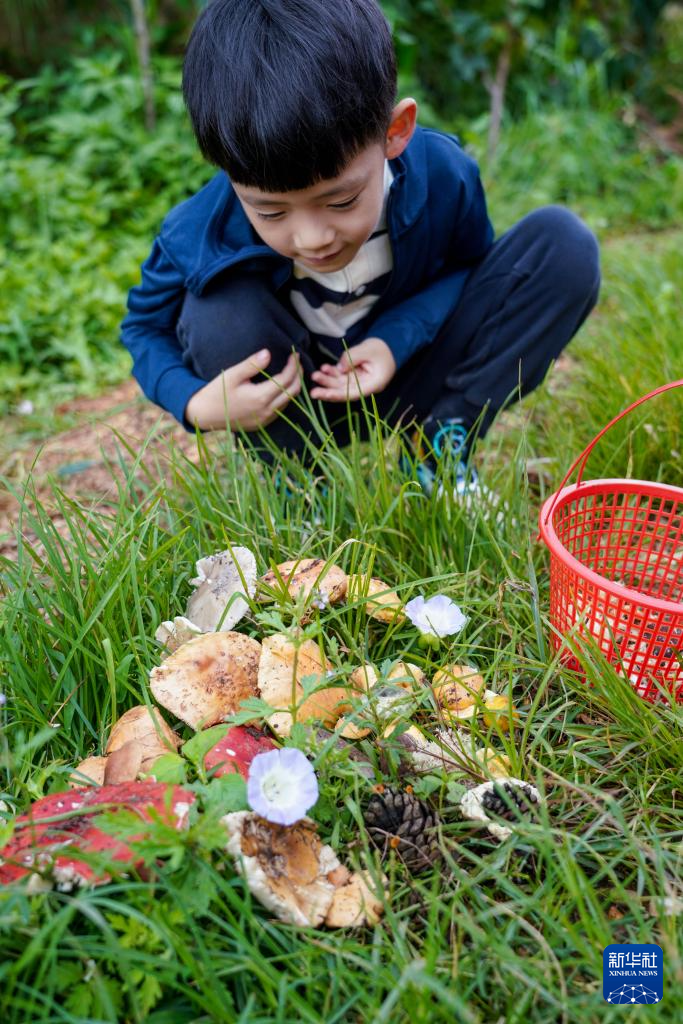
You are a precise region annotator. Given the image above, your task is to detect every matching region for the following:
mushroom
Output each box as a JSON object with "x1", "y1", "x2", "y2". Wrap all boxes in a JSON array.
[
  {"x1": 368, "y1": 662, "x2": 427, "y2": 721},
  {"x1": 474, "y1": 746, "x2": 512, "y2": 779},
  {"x1": 185, "y1": 547, "x2": 258, "y2": 632},
  {"x1": 384, "y1": 723, "x2": 466, "y2": 772},
  {"x1": 346, "y1": 575, "x2": 405, "y2": 624},
  {"x1": 387, "y1": 662, "x2": 428, "y2": 689},
  {"x1": 223, "y1": 811, "x2": 342, "y2": 927},
  {"x1": 106, "y1": 705, "x2": 181, "y2": 772},
  {"x1": 150, "y1": 631, "x2": 261, "y2": 730},
  {"x1": 68, "y1": 756, "x2": 108, "y2": 788},
  {"x1": 0, "y1": 782, "x2": 195, "y2": 890},
  {"x1": 482, "y1": 694, "x2": 519, "y2": 732},
  {"x1": 432, "y1": 662, "x2": 493, "y2": 722},
  {"x1": 335, "y1": 715, "x2": 372, "y2": 741},
  {"x1": 103, "y1": 740, "x2": 143, "y2": 785},
  {"x1": 325, "y1": 870, "x2": 386, "y2": 928},
  {"x1": 204, "y1": 726, "x2": 277, "y2": 779},
  {"x1": 154, "y1": 616, "x2": 202, "y2": 656},
  {"x1": 257, "y1": 634, "x2": 348, "y2": 737},
  {"x1": 432, "y1": 663, "x2": 485, "y2": 691},
  {"x1": 349, "y1": 664, "x2": 379, "y2": 693},
  {"x1": 334, "y1": 665, "x2": 380, "y2": 739},
  {"x1": 258, "y1": 558, "x2": 347, "y2": 608},
  {"x1": 432, "y1": 664, "x2": 485, "y2": 714}
]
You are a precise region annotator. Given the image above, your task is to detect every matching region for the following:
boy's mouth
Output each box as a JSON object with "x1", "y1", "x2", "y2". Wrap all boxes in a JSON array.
[{"x1": 299, "y1": 248, "x2": 344, "y2": 267}]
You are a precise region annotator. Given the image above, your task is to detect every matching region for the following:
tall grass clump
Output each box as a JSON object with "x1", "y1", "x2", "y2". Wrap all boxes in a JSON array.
[{"x1": 1, "y1": 390, "x2": 681, "y2": 1020}]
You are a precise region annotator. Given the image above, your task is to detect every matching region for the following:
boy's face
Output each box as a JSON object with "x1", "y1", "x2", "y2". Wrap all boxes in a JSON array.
[{"x1": 233, "y1": 99, "x2": 417, "y2": 274}]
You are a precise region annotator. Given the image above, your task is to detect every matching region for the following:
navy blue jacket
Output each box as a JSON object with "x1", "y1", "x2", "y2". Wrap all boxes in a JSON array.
[{"x1": 121, "y1": 125, "x2": 494, "y2": 426}]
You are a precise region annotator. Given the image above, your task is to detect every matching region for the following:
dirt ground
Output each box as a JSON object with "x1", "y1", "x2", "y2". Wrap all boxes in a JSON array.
[{"x1": 0, "y1": 380, "x2": 199, "y2": 560}]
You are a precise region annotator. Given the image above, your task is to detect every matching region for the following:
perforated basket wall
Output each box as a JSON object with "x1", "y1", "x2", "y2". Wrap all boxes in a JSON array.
[{"x1": 541, "y1": 479, "x2": 683, "y2": 701}]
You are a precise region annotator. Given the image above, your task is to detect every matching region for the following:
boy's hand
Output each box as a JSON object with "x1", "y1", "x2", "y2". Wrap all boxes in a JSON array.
[
  {"x1": 184, "y1": 350, "x2": 301, "y2": 431},
  {"x1": 309, "y1": 337, "x2": 396, "y2": 402}
]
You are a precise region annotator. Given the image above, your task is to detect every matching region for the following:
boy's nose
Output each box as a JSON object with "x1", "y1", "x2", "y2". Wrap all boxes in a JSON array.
[{"x1": 292, "y1": 218, "x2": 336, "y2": 255}]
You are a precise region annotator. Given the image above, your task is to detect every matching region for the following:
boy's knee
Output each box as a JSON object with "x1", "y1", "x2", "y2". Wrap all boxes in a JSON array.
[
  {"x1": 177, "y1": 273, "x2": 308, "y2": 380},
  {"x1": 525, "y1": 205, "x2": 601, "y2": 303}
]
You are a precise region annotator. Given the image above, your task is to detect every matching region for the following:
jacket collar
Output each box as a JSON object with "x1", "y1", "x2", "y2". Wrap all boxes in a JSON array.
[{"x1": 387, "y1": 124, "x2": 427, "y2": 236}]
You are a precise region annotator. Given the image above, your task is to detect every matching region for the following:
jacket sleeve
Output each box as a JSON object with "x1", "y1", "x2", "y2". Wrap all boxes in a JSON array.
[
  {"x1": 120, "y1": 237, "x2": 206, "y2": 428},
  {"x1": 369, "y1": 164, "x2": 494, "y2": 368}
]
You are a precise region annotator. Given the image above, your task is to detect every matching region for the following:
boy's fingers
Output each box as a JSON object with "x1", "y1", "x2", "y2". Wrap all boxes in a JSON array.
[
  {"x1": 273, "y1": 352, "x2": 301, "y2": 390},
  {"x1": 270, "y1": 378, "x2": 301, "y2": 411},
  {"x1": 311, "y1": 368, "x2": 343, "y2": 386},
  {"x1": 233, "y1": 349, "x2": 271, "y2": 381},
  {"x1": 311, "y1": 379, "x2": 362, "y2": 402},
  {"x1": 253, "y1": 352, "x2": 299, "y2": 396}
]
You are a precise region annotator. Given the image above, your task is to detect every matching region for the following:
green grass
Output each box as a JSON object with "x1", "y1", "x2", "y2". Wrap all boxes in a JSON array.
[
  {"x1": 2, "y1": 76, "x2": 683, "y2": 1021},
  {"x1": 1, "y1": 301, "x2": 682, "y2": 1020}
]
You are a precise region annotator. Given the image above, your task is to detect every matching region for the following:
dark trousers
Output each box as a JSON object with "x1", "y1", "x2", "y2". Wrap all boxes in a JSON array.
[{"x1": 177, "y1": 205, "x2": 600, "y2": 455}]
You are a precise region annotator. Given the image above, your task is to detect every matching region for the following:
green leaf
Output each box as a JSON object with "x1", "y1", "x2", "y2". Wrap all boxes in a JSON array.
[
  {"x1": 147, "y1": 753, "x2": 187, "y2": 784},
  {"x1": 226, "y1": 696, "x2": 277, "y2": 725},
  {"x1": 181, "y1": 724, "x2": 230, "y2": 768},
  {"x1": 192, "y1": 772, "x2": 248, "y2": 819},
  {"x1": 413, "y1": 774, "x2": 443, "y2": 800},
  {"x1": 300, "y1": 672, "x2": 327, "y2": 697},
  {"x1": 446, "y1": 780, "x2": 468, "y2": 803}
]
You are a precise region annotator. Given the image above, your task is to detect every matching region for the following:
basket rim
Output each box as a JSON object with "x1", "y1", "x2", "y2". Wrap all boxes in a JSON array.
[{"x1": 539, "y1": 478, "x2": 683, "y2": 616}]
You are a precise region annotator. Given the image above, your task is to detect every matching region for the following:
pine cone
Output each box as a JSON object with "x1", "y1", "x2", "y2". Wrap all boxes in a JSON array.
[
  {"x1": 460, "y1": 778, "x2": 541, "y2": 841},
  {"x1": 481, "y1": 782, "x2": 538, "y2": 822},
  {"x1": 364, "y1": 787, "x2": 440, "y2": 873}
]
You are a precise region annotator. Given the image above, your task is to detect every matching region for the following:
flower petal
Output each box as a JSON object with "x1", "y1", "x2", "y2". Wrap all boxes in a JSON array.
[{"x1": 246, "y1": 748, "x2": 319, "y2": 826}]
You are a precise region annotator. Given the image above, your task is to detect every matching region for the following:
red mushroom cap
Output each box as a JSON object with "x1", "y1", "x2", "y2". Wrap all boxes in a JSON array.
[
  {"x1": 0, "y1": 781, "x2": 195, "y2": 890},
  {"x1": 204, "y1": 726, "x2": 277, "y2": 780}
]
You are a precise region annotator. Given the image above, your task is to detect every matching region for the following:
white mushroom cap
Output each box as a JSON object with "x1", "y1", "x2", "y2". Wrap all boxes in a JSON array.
[
  {"x1": 186, "y1": 547, "x2": 258, "y2": 632},
  {"x1": 155, "y1": 617, "x2": 202, "y2": 656},
  {"x1": 257, "y1": 634, "x2": 348, "y2": 737},
  {"x1": 223, "y1": 811, "x2": 341, "y2": 927},
  {"x1": 150, "y1": 631, "x2": 261, "y2": 729}
]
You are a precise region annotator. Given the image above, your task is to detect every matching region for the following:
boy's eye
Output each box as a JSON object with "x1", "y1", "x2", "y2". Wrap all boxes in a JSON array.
[
  {"x1": 329, "y1": 194, "x2": 360, "y2": 209},
  {"x1": 254, "y1": 192, "x2": 360, "y2": 220}
]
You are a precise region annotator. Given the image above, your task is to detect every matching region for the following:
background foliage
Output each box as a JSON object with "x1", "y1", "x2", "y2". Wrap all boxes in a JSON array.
[{"x1": 1, "y1": 1, "x2": 683, "y2": 406}]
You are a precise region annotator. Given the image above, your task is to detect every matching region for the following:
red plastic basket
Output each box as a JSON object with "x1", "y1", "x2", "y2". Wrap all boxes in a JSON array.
[{"x1": 539, "y1": 380, "x2": 683, "y2": 702}]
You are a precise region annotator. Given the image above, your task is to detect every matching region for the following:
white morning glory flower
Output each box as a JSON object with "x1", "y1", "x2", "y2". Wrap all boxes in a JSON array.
[
  {"x1": 247, "y1": 748, "x2": 319, "y2": 826},
  {"x1": 404, "y1": 594, "x2": 468, "y2": 638}
]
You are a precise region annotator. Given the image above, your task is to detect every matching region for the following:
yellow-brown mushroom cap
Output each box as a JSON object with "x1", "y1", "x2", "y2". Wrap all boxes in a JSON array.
[{"x1": 150, "y1": 631, "x2": 261, "y2": 730}]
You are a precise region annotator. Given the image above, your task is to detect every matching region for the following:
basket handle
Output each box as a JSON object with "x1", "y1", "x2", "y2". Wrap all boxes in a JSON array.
[{"x1": 541, "y1": 378, "x2": 683, "y2": 527}]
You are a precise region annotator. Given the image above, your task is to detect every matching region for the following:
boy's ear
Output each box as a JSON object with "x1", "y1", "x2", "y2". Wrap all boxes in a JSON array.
[{"x1": 385, "y1": 98, "x2": 418, "y2": 159}]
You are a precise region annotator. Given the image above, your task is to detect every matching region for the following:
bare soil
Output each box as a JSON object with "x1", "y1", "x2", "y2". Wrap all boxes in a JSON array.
[{"x1": 0, "y1": 380, "x2": 199, "y2": 560}]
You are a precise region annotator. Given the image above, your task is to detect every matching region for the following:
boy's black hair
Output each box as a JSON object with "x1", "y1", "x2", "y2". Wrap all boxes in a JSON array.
[{"x1": 183, "y1": 0, "x2": 397, "y2": 191}]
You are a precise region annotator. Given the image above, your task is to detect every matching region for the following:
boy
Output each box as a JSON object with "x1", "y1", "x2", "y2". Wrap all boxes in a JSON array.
[{"x1": 121, "y1": 0, "x2": 600, "y2": 491}]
